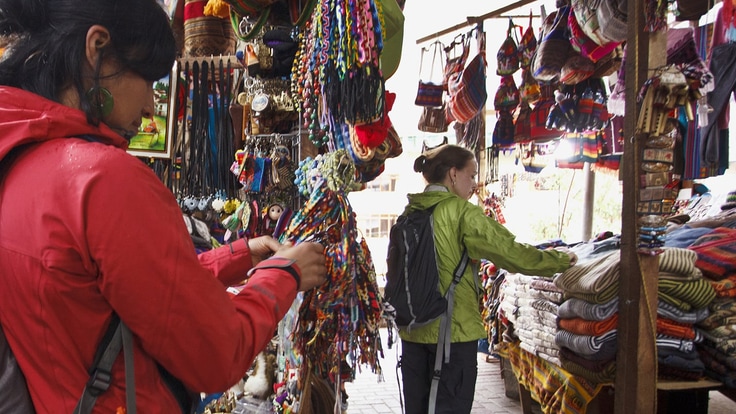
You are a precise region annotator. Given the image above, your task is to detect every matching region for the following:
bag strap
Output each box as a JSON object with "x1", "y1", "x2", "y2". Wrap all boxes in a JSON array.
[
  {"x1": 419, "y1": 40, "x2": 445, "y2": 82},
  {"x1": 428, "y1": 248, "x2": 470, "y2": 414},
  {"x1": 74, "y1": 316, "x2": 136, "y2": 414}
]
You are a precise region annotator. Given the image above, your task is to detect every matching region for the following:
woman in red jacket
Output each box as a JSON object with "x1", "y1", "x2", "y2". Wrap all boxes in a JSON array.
[{"x1": 0, "y1": 0, "x2": 327, "y2": 412}]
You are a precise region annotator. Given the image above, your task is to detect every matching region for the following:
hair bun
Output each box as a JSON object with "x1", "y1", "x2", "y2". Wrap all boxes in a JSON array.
[{"x1": 413, "y1": 155, "x2": 427, "y2": 173}]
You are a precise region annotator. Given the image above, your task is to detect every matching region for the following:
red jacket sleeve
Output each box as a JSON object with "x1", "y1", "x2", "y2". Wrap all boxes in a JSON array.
[
  {"x1": 197, "y1": 238, "x2": 254, "y2": 287},
  {"x1": 83, "y1": 151, "x2": 299, "y2": 392}
]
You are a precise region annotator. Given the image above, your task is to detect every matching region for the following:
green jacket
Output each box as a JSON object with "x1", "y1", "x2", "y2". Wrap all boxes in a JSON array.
[{"x1": 398, "y1": 184, "x2": 571, "y2": 344}]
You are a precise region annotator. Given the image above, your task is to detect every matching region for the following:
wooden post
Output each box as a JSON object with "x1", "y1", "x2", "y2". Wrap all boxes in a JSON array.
[{"x1": 614, "y1": 0, "x2": 667, "y2": 413}]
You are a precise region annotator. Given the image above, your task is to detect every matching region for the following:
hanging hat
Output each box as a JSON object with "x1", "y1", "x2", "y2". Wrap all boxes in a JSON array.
[
  {"x1": 377, "y1": 0, "x2": 405, "y2": 80},
  {"x1": 722, "y1": 190, "x2": 736, "y2": 211},
  {"x1": 354, "y1": 91, "x2": 397, "y2": 148}
]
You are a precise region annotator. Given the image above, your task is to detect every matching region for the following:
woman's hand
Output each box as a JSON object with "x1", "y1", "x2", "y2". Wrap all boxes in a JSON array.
[
  {"x1": 274, "y1": 242, "x2": 328, "y2": 291},
  {"x1": 247, "y1": 236, "x2": 281, "y2": 266},
  {"x1": 553, "y1": 246, "x2": 578, "y2": 267}
]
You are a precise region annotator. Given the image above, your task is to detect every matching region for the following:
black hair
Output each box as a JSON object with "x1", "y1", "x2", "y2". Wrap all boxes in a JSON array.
[
  {"x1": 413, "y1": 144, "x2": 475, "y2": 184},
  {"x1": 0, "y1": 0, "x2": 176, "y2": 121}
]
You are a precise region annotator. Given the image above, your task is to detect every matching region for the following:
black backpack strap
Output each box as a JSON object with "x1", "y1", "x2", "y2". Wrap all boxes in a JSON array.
[
  {"x1": 74, "y1": 315, "x2": 136, "y2": 414},
  {"x1": 428, "y1": 248, "x2": 469, "y2": 414}
]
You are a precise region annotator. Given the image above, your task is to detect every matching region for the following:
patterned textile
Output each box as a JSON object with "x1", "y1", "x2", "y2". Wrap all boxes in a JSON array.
[
  {"x1": 568, "y1": 285, "x2": 619, "y2": 304},
  {"x1": 553, "y1": 251, "x2": 620, "y2": 297},
  {"x1": 558, "y1": 314, "x2": 618, "y2": 336},
  {"x1": 699, "y1": 342, "x2": 736, "y2": 371},
  {"x1": 707, "y1": 324, "x2": 736, "y2": 339},
  {"x1": 708, "y1": 274, "x2": 736, "y2": 298},
  {"x1": 711, "y1": 297, "x2": 736, "y2": 313},
  {"x1": 559, "y1": 346, "x2": 615, "y2": 373},
  {"x1": 555, "y1": 329, "x2": 618, "y2": 360},
  {"x1": 698, "y1": 309, "x2": 736, "y2": 330},
  {"x1": 558, "y1": 297, "x2": 619, "y2": 321},
  {"x1": 656, "y1": 317, "x2": 697, "y2": 340},
  {"x1": 656, "y1": 334, "x2": 697, "y2": 353},
  {"x1": 531, "y1": 299, "x2": 560, "y2": 315},
  {"x1": 531, "y1": 278, "x2": 564, "y2": 293},
  {"x1": 658, "y1": 278, "x2": 716, "y2": 310},
  {"x1": 659, "y1": 354, "x2": 704, "y2": 373},
  {"x1": 658, "y1": 300, "x2": 709, "y2": 324},
  {"x1": 689, "y1": 227, "x2": 736, "y2": 281},
  {"x1": 560, "y1": 357, "x2": 617, "y2": 383},
  {"x1": 699, "y1": 347, "x2": 731, "y2": 375},
  {"x1": 659, "y1": 247, "x2": 703, "y2": 278},
  {"x1": 658, "y1": 270, "x2": 703, "y2": 282},
  {"x1": 497, "y1": 341, "x2": 605, "y2": 414},
  {"x1": 703, "y1": 335, "x2": 736, "y2": 355},
  {"x1": 665, "y1": 226, "x2": 716, "y2": 249}
]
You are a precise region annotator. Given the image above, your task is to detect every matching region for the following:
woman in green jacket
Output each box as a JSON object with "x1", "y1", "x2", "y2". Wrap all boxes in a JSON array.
[{"x1": 399, "y1": 144, "x2": 577, "y2": 414}]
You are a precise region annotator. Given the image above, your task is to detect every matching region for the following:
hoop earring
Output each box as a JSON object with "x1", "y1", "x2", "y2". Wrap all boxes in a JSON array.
[
  {"x1": 86, "y1": 86, "x2": 114, "y2": 118},
  {"x1": 452, "y1": 180, "x2": 456, "y2": 187}
]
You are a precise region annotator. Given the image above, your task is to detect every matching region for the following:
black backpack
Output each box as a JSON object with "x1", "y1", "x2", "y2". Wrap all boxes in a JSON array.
[
  {"x1": 0, "y1": 316, "x2": 135, "y2": 414},
  {"x1": 383, "y1": 206, "x2": 469, "y2": 414},
  {"x1": 384, "y1": 207, "x2": 469, "y2": 331}
]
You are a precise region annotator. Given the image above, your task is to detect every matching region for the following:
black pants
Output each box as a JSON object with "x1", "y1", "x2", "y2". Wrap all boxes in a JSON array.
[{"x1": 400, "y1": 339, "x2": 478, "y2": 414}]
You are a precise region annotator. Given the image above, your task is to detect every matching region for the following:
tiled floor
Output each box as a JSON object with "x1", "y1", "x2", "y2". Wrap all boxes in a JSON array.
[{"x1": 345, "y1": 328, "x2": 736, "y2": 413}]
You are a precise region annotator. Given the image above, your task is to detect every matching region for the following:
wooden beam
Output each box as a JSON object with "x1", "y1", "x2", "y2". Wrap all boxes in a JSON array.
[
  {"x1": 415, "y1": 0, "x2": 538, "y2": 44},
  {"x1": 615, "y1": 0, "x2": 664, "y2": 412}
]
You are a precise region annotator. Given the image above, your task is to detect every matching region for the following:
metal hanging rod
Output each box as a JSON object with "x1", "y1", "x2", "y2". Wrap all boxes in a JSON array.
[{"x1": 415, "y1": 0, "x2": 540, "y2": 44}]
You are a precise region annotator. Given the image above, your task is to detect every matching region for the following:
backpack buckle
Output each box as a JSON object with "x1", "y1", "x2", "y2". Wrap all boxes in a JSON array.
[
  {"x1": 86, "y1": 368, "x2": 112, "y2": 396},
  {"x1": 432, "y1": 369, "x2": 442, "y2": 380}
]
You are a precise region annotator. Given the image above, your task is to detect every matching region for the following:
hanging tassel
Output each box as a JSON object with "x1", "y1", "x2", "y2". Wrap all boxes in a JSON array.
[{"x1": 204, "y1": 0, "x2": 230, "y2": 19}]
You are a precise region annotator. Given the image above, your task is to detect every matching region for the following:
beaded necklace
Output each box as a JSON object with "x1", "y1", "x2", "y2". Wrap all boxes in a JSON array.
[{"x1": 292, "y1": 0, "x2": 386, "y2": 149}]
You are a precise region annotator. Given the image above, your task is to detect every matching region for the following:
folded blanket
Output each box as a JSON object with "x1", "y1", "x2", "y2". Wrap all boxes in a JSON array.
[
  {"x1": 559, "y1": 346, "x2": 616, "y2": 372},
  {"x1": 530, "y1": 278, "x2": 564, "y2": 293},
  {"x1": 706, "y1": 324, "x2": 736, "y2": 339},
  {"x1": 531, "y1": 299, "x2": 560, "y2": 315},
  {"x1": 658, "y1": 300, "x2": 709, "y2": 324},
  {"x1": 665, "y1": 226, "x2": 715, "y2": 249},
  {"x1": 711, "y1": 297, "x2": 736, "y2": 313},
  {"x1": 658, "y1": 353, "x2": 705, "y2": 373},
  {"x1": 658, "y1": 278, "x2": 716, "y2": 310},
  {"x1": 555, "y1": 329, "x2": 618, "y2": 360},
  {"x1": 656, "y1": 317, "x2": 696, "y2": 340},
  {"x1": 558, "y1": 297, "x2": 619, "y2": 321},
  {"x1": 565, "y1": 283, "x2": 619, "y2": 304},
  {"x1": 560, "y1": 357, "x2": 617, "y2": 383},
  {"x1": 554, "y1": 251, "x2": 620, "y2": 296},
  {"x1": 708, "y1": 274, "x2": 736, "y2": 297},
  {"x1": 658, "y1": 247, "x2": 702, "y2": 278},
  {"x1": 698, "y1": 347, "x2": 731, "y2": 376},
  {"x1": 656, "y1": 334, "x2": 696, "y2": 353},
  {"x1": 698, "y1": 309, "x2": 736, "y2": 330},
  {"x1": 699, "y1": 342, "x2": 736, "y2": 371},
  {"x1": 689, "y1": 227, "x2": 736, "y2": 280},
  {"x1": 558, "y1": 314, "x2": 618, "y2": 336}
]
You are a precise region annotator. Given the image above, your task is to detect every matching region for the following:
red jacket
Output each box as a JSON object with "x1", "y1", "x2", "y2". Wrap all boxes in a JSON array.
[{"x1": 0, "y1": 87, "x2": 299, "y2": 413}]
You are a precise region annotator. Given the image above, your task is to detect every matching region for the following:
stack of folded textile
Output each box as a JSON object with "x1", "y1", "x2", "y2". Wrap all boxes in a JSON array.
[
  {"x1": 498, "y1": 272, "x2": 565, "y2": 365},
  {"x1": 688, "y1": 227, "x2": 736, "y2": 387},
  {"x1": 553, "y1": 247, "x2": 715, "y2": 382}
]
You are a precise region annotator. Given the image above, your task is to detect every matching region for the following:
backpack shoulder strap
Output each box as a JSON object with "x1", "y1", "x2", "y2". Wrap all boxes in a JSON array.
[
  {"x1": 0, "y1": 324, "x2": 35, "y2": 413},
  {"x1": 428, "y1": 248, "x2": 469, "y2": 414},
  {"x1": 74, "y1": 316, "x2": 136, "y2": 414}
]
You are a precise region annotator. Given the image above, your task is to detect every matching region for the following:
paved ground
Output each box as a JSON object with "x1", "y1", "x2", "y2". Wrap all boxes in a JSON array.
[{"x1": 344, "y1": 328, "x2": 736, "y2": 414}]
